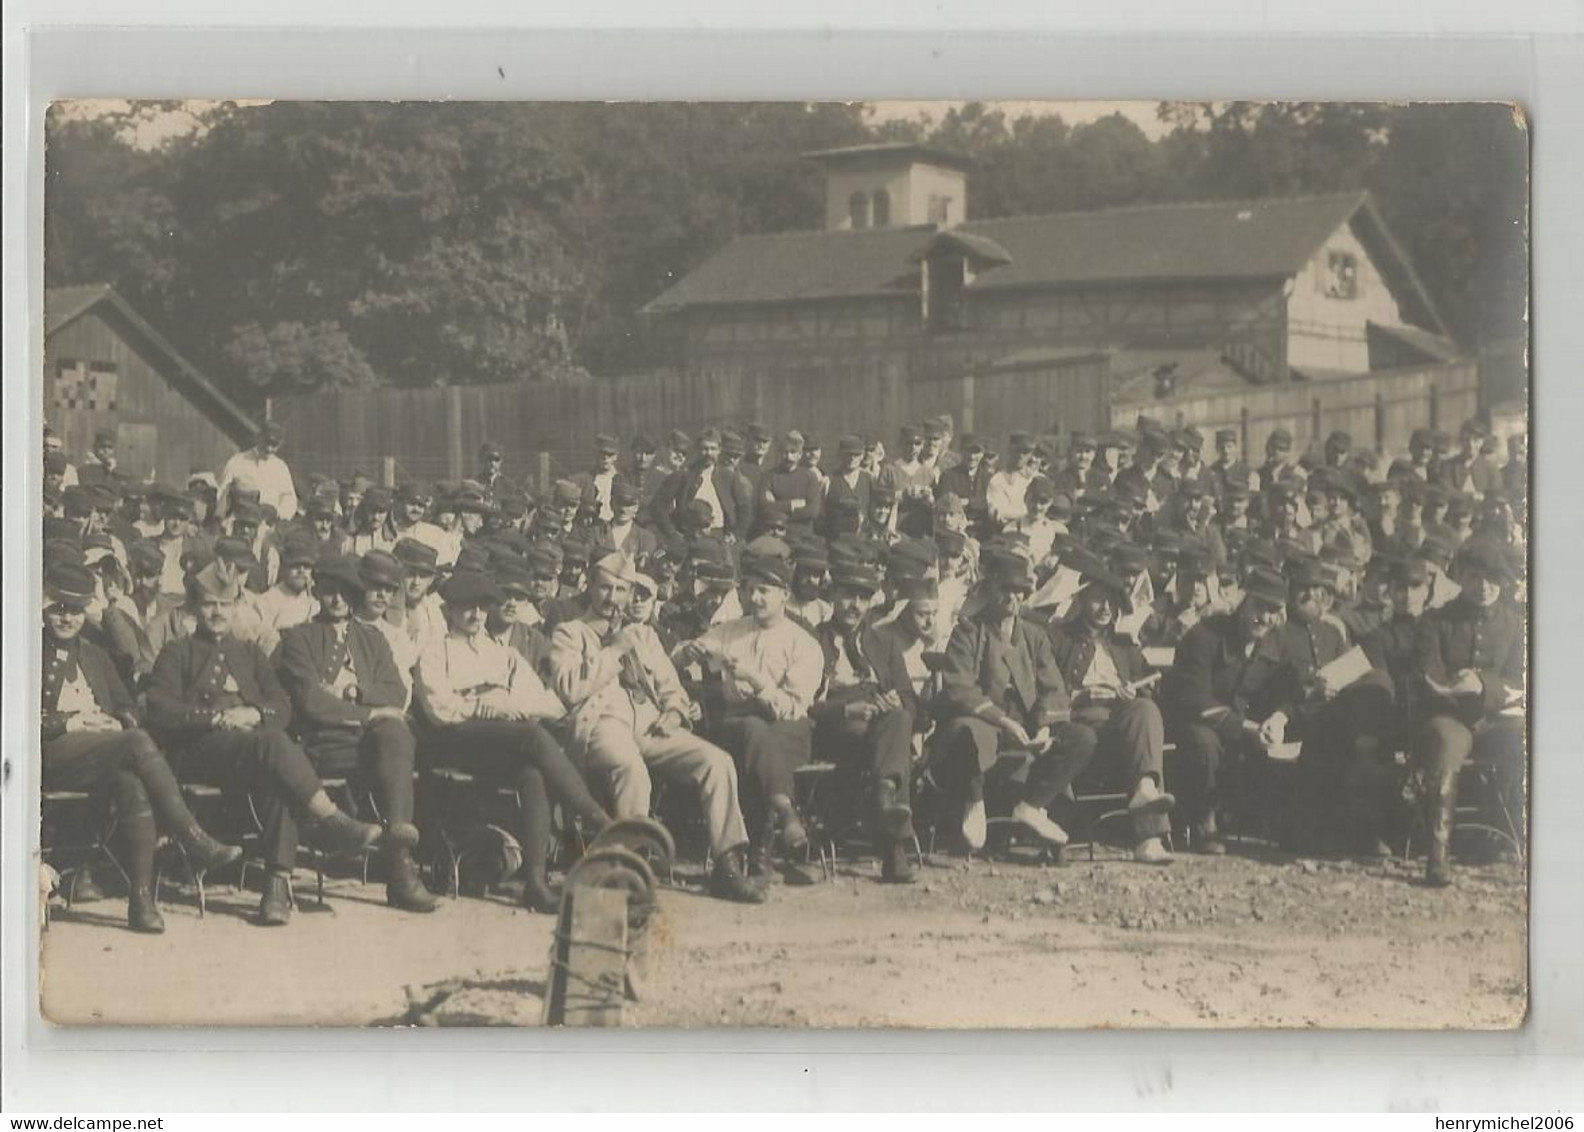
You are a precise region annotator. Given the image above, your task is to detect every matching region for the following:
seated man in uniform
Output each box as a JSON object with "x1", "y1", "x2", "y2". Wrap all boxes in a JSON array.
[
  {"x1": 1046, "y1": 548, "x2": 1176, "y2": 864},
  {"x1": 1161, "y1": 566, "x2": 1290, "y2": 854},
  {"x1": 672, "y1": 553, "x2": 824, "y2": 877},
  {"x1": 808, "y1": 562, "x2": 920, "y2": 884},
  {"x1": 930, "y1": 549, "x2": 1098, "y2": 853},
  {"x1": 146, "y1": 563, "x2": 383, "y2": 926},
  {"x1": 550, "y1": 553, "x2": 762, "y2": 903},
  {"x1": 275, "y1": 555, "x2": 437, "y2": 914},
  {"x1": 1413, "y1": 542, "x2": 1525, "y2": 887},
  {"x1": 42, "y1": 563, "x2": 243, "y2": 933},
  {"x1": 414, "y1": 570, "x2": 612, "y2": 912}
]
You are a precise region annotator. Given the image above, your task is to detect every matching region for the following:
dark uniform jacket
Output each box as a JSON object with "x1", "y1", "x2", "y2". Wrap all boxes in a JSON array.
[
  {"x1": 939, "y1": 612, "x2": 1072, "y2": 731},
  {"x1": 1415, "y1": 595, "x2": 1524, "y2": 724},
  {"x1": 275, "y1": 617, "x2": 407, "y2": 734},
  {"x1": 653, "y1": 461, "x2": 754, "y2": 542},
  {"x1": 1162, "y1": 613, "x2": 1285, "y2": 733},
  {"x1": 146, "y1": 630, "x2": 292, "y2": 743},
  {"x1": 42, "y1": 632, "x2": 140, "y2": 743},
  {"x1": 939, "y1": 461, "x2": 992, "y2": 516},
  {"x1": 763, "y1": 465, "x2": 824, "y2": 530},
  {"x1": 1259, "y1": 614, "x2": 1349, "y2": 726},
  {"x1": 1046, "y1": 622, "x2": 1154, "y2": 707},
  {"x1": 809, "y1": 619, "x2": 918, "y2": 727}
]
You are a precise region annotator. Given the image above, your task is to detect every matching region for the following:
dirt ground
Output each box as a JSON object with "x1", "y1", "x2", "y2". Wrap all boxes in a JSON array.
[{"x1": 38, "y1": 843, "x2": 1526, "y2": 1030}]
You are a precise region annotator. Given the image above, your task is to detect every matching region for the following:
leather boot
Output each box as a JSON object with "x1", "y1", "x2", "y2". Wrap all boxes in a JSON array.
[
  {"x1": 307, "y1": 809, "x2": 384, "y2": 857},
  {"x1": 258, "y1": 870, "x2": 292, "y2": 927},
  {"x1": 880, "y1": 839, "x2": 918, "y2": 884},
  {"x1": 175, "y1": 823, "x2": 245, "y2": 873},
  {"x1": 70, "y1": 868, "x2": 107, "y2": 903},
  {"x1": 385, "y1": 842, "x2": 439, "y2": 913},
  {"x1": 127, "y1": 885, "x2": 166, "y2": 934},
  {"x1": 709, "y1": 845, "x2": 767, "y2": 904},
  {"x1": 875, "y1": 778, "x2": 914, "y2": 841},
  {"x1": 1424, "y1": 774, "x2": 1458, "y2": 888}
]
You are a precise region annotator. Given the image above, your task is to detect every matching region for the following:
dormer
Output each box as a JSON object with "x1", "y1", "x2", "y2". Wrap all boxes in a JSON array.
[{"x1": 803, "y1": 142, "x2": 973, "y2": 231}]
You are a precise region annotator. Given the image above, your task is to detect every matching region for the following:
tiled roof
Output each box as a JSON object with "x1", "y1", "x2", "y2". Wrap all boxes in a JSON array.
[{"x1": 643, "y1": 190, "x2": 1446, "y2": 335}]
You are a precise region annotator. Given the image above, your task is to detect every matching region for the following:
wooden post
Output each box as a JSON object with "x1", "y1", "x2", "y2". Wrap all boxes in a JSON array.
[
  {"x1": 1311, "y1": 397, "x2": 1323, "y2": 446},
  {"x1": 445, "y1": 386, "x2": 464, "y2": 482},
  {"x1": 960, "y1": 370, "x2": 975, "y2": 435},
  {"x1": 1428, "y1": 382, "x2": 1440, "y2": 430},
  {"x1": 539, "y1": 452, "x2": 552, "y2": 496},
  {"x1": 1374, "y1": 390, "x2": 1387, "y2": 453},
  {"x1": 381, "y1": 455, "x2": 396, "y2": 488},
  {"x1": 1239, "y1": 406, "x2": 1251, "y2": 456}
]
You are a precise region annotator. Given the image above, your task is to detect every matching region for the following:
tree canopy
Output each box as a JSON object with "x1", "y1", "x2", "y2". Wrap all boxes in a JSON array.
[{"x1": 45, "y1": 99, "x2": 1526, "y2": 405}]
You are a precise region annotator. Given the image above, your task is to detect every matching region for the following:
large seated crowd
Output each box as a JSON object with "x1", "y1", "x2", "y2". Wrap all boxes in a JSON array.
[{"x1": 39, "y1": 411, "x2": 1527, "y2": 933}]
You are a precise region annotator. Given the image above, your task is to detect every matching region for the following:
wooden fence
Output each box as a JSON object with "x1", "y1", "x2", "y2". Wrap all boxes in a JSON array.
[
  {"x1": 269, "y1": 352, "x2": 1111, "y2": 490},
  {"x1": 1126, "y1": 358, "x2": 1482, "y2": 462}
]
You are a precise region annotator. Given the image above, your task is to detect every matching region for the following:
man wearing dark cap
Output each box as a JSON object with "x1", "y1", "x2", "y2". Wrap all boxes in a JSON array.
[
  {"x1": 353, "y1": 550, "x2": 418, "y2": 699},
  {"x1": 75, "y1": 429, "x2": 119, "y2": 488},
  {"x1": 809, "y1": 563, "x2": 921, "y2": 883},
  {"x1": 761, "y1": 430, "x2": 825, "y2": 533},
  {"x1": 986, "y1": 433, "x2": 1038, "y2": 529},
  {"x1": 1255, "y1": 428, "x2": 1296, "y2": 493},
  {"x1": 888, "y1": 424, "x2": 932, "y2": 499},
  {"x1": 486, "y1": 558, "x2": 555, "y2": 679},
  {"x1": 416, "y1": 571, "x2": 612, "y2": 911},
  {"x1": 43, "y1": 563, "x2": 245, "y2": 932},
  {"x1": 389, "y1": 536, "x2": 449, "y2": 660},
  {"x1": 247, "y1": 533, "x2": 321, "y2": 643},
  {"x1": 592, "y1": 478, "x2": 660, "y2": 565},
  {"x1": 937, "y1": 433, "x2": 992, "y2": 524},
  {"x1": 147, "y1": 563, "x2": 382, "y2": 925},
  {"x1": 739, "y1": 424, "x2": 772, "y2": 498},
  {"x1": 1320, "y1": 430, "x2": 1352, "y2": 471},
  {"x1": 653, "y1": 429, "x2": 753, "y2": 544},
  {"x1": 348, "y1": 488, "x2": 396, "y2": 556},
  {"x1": 384, "y1": 482, "x2": 444, "y2": 554},
  {"x1": 1047, "y1": 552, "x2": 1176, "y2": 864},
  {"x1": 930, "y1": 550, "x2": 1099, "y2": 852},
  {"x1": 786, "y1": 543, "x2": 833, "y2": 629},
  {"x1": 217, "y1": 422, "x2": 297, "y2": 523},
  {"x1": 1204, "y1": 428, "x2": 1253, "y2": 501},
  {"x1": 476, "y1": 443, "x2": 506, "y2": 494},
  {"x1": 573, "y1": 432, "x2": 624, "y2": 523},
  {"x1": 623, "y1": 434, "x2": 668, "y2": 521},
  {"x1": 1162, "y1": 566, "x2": 1292, "y2": 853},
  {"x1": 275, "y1": 556, "x2": 436, "y2": 913},
  {"x1": 551, "y1": 553, "x2": 762, "y2": 903},
  {"x1": 824, "y1": 435, "x2": 873, "y2": 531},
  {"x1": 1412, "y1": 542, "x2": 1525, "y2": 887},
  {"x1": 1440, "y1": 419, "x2": 1500, "y2": 498},
  {"x1": 664, "y1": 429, "x2": 691, "y2": 474},
  {"x1": 674, "y1": 552, "x2": 824, "y2": 874}
]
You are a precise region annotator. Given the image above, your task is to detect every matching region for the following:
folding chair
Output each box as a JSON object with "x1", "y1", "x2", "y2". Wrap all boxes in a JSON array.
[{"x1": 41, "y1": 790, "x2": 128, "y2": 926}]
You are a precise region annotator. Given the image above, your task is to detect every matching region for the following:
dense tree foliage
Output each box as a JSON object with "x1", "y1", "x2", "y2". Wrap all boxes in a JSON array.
[{"x1": 45, "y1": 99, "x2": 1526, "y2": 405}]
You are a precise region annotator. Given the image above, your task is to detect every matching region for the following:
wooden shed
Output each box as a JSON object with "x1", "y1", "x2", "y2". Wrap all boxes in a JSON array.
[{"x1": 44, "y1": 284, "x2": 256, "y2": 482}]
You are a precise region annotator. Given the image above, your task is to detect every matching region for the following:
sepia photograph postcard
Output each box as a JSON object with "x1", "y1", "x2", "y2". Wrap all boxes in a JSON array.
[{"x1": 34, "y1": 97, "x2": 1529, "y2": 1030}]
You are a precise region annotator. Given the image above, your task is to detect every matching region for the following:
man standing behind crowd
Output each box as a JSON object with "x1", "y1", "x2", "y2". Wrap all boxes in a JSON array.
[
  {"x1": 654, "y1": 429, "x2": 752, "y2": 544},
  {"x1": 763, "y1": 430, "x2": 824, "y2": 533},
  {"x1": 218, "y1": 422, "x2": 298, "y2": 523}
]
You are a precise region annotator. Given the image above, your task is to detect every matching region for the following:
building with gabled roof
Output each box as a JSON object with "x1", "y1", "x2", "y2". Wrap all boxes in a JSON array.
[
  {"x1": 44, "y1": 284, "x2": 256, "y2": 482},
  {"x1": 643, "y1": 145, "x2": 1462, "y2": 423}
]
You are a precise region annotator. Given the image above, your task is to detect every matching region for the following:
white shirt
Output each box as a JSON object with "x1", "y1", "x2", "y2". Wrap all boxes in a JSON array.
[
  {"x1": 248, "y1": 583, "x2": 319, "y2": 639},
  {"x1": 592, "y1": 471, "x2": 617, "y2": 521},
  {"x1": 986, "y1": 470, "x2": 1033, "y2": 527},
  {"x1": 693, "y1": 472, "x2": 724, "y2": 531},
  {"x1": 218, "y1": 449, "x2": 299, "y2": 521},
  {"x1": 57, "y1": 666, "x2": 100, "y2": 716},
  {"x1": 1082, "y1": 639, "x2": 1124, "y2": 691},
  {"x1": 416, "y1": 630, "x2": 566, "y2": 725},
  {"x1": 689, "y1": 615, "x2": 823, "y2": 721}
]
